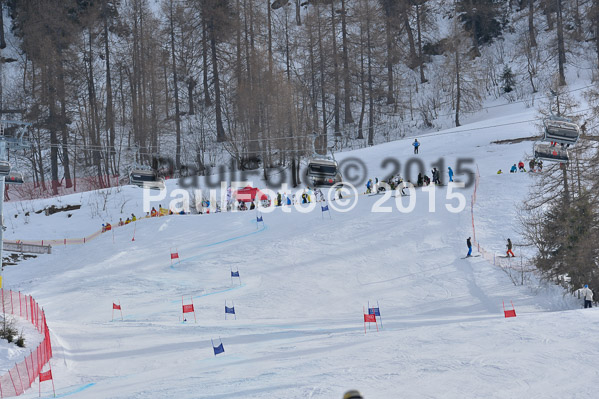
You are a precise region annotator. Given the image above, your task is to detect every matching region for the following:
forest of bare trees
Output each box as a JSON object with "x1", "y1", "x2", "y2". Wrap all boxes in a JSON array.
[{"x1": 0, "y1": 0, "x2": 598, "y2": 194}]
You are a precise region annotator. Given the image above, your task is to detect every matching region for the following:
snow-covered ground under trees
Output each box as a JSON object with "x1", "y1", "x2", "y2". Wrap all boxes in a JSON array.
[{"x1": 2, "y1": 101, "x2": 598, "y2": 399}]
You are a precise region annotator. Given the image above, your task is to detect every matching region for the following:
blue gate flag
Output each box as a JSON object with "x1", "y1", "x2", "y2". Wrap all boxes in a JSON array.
[
  {"x1": 213, "y1": 342, "x2": 225, "y2": 356},
  {"x1": 321, "y1": 205, "x2": 329, "y2": 212},
  {"x1": 368, "y1": 307, "x2": 380, "y2": 316},
  {"x1": 257, "y1": 216, "x2": 263, "y2": 223},
  {"x1": 225, "y1": 306, "x2": 235, "y2": 314},
  {"x1": 231, "y1": 270, "x2": 240, "y2": 277}
]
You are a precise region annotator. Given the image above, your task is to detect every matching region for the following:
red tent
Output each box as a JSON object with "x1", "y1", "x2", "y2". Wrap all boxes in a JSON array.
[{"x1": 234, "y1": 186, "x2": 268, "y2": 202}]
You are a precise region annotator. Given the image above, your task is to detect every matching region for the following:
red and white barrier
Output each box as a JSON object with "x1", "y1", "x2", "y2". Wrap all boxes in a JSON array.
[{"x1": 0, "y1": 290, "x2": 52, "y2": 397}]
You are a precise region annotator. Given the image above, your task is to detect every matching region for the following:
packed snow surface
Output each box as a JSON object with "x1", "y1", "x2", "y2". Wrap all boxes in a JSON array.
[{"x1": 3, "y1": 104, "x2": 598, "y2": 398}]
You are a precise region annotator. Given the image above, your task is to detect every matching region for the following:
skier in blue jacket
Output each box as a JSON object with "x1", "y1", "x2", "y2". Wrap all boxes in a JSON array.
[
  {"x1": 413, "y1": 139, "x2": 420, "y2": 154},
  {"x1": 448, "y1": 167, "x2": 454, "y2": 182},
  {"x1": 466, "y1": 237, "x2": 472, "y2": 257}
]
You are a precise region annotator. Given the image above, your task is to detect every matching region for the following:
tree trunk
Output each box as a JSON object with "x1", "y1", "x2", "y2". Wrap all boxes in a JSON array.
[
  {"x1": 308, "y1": 21, "x2": 319, "y2": 135},
  {"x1": 187, "y1": 78, "x2": 196, "y2": 115},
  {"x1": 209, "y1": 18, "x2": 226, "y2": 142},
  {"x1": 104, "y1": 13, "x2": 116, "y2": 169},
  {"x1": 402, "y1": 5, "x2": 417, "y2": 68},
  {"x1": 528, "y1": 0, "x2": 537, "y2": 47},
  {"x1": 340, "y1": 0, "x2": 353, "y2": 124},
  {"x1": 367, "y1": 8, "x2": 374, "y2": 146},
  {"x1": 385, "y1": 17, "x2": 395, "y2": 104},
  {"x1": 416, "y1": 3, "x2": 426, "y2": 83},
  {"x1": 357, "y1": 21, "x2": 365, "y2": 140},
  {"x1": 47, "y1": 66, "x2": 59, "y2": 195},
  {"x1": 331, "y1": 2, "x2": 340, "y2": 136},
  {"x1": 317, "y1": 8, "x2": 328, "y2": 153},
  {"x1": 0, "y1": 0, "x2": 6, "y2": 49},
  {"x1": 57, "y1": 59, "x2": 72, "y2": 188},
  {"x1": 455, "y1": 44, "x2": 461, "y2": 127},
  {"x1": 267, "y1": 0, "x2": 273, "y2": 75},
  {"x1": 596, "y1": 0, "x2": 599, "y2": 70},
  {"x1": 170, "y1": 0, "x2": 182, "y2": 170},
  {"x1": 202, "y1": 17, "x2": 212, "y2": 106},
  {"x1": 295, "y1": 0, "x2": 302, "y2": 26},
  {"x1": 556, "y1": 0, "x2": 566, "y2": 85}
]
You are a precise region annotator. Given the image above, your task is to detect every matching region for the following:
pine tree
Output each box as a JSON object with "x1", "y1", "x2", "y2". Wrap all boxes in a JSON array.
[{"x1": 501, "y1": 66, "x2": 515, "y2": 93}]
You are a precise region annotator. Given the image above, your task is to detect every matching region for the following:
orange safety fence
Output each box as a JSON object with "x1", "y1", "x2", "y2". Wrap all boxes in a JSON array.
[
  {"x1": 0, "y1": 290, "x2": 52, "y2": 397},
  {"x1": 4, "y1": 214, "x2": 161, "y2": 247}
]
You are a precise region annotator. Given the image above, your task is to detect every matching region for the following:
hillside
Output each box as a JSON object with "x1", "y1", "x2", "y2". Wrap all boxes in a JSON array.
[{"x1": 2, "y1": 105, "x2": 598, "y2": 398}]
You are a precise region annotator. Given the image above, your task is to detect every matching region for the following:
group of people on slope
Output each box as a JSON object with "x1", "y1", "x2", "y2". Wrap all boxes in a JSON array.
[
  {"x1": 102, "y1": 213, "x2": 137, "y2": 232},
  {"x1": 498, "y1": 160, "x2": 543, "y2": 175},
  {"x1": 465, "y1": 237, "x2": 514, "y2": 258},
  {"x1": 466, "y1": 237, "x2": 595, "y2": 308},
  {"x1": 101, "y1": 204, "x2": 189, "y2": 232}
]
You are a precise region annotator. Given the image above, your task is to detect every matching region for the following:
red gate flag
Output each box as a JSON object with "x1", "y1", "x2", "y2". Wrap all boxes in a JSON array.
[
  {"x1": 39, "y1": 370, "x2": 52, "y2": 382},
  {"x1": 363, "y1": 306, "x2": 379, "y2": 333},
  {"x1": 182, "y1": 296, "x2": 197, "y2": 323},
  {"x1": 113, "y1": 303, "x2": 121, "y2": 310},
  {"x1": 171, "y1": 253, "x2": 179, "y2": 260},
  {"x1": 364, "y1": 313, "x2": 376, "y2": 323},
  {"x1": 503, "y1": 300, "x2": 517, "y2": 318}
]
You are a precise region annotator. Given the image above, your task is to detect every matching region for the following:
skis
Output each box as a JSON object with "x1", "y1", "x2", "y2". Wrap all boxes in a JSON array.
[
  {"x1": 461, "y1": 255, "x2": 481, "y2": 259},
  {"x1": 498, "y1": 255, "x2": 517, "y2": 258}
]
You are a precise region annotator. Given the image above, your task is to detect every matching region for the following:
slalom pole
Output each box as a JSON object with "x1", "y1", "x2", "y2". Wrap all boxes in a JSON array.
[
  {"x1": 119, "y1": 300, "x2": 123, "y2": 321},
  {"x1": 192, "y1": 297, "x2": 197, "y2": 323},
  {"x1": 368, "y1": 301, "x2": 370, "y2": 330},
  {"x1": 363, "y1": 306, "x2": 366, "y2": 334},
  {"x1": 378, "y1": 300, "x2": 383, "y2": 329}
]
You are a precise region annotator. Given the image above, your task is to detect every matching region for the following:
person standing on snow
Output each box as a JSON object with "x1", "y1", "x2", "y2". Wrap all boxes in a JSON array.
[
  {"x1": 518, "y1": 161, "x2": 525, "y2": 172},
  {"x1": 506, "y1": 238, "x2": 515, "y2": 257},
  {"x1": 580, "y1": 285, "x2": 593, "y2": 308},
  {"x1": 466, "y1": 237, "x2": 472, "y2": 257},
  {"x1": 448, "y1": 167, "x2": 454, "y2": 182},
  {"x1": 413, "y1": 139, "x2": 420, "y2": 154},
  {"x1": 366, "y1": 179, "x2": 373, "y2": 194},
  {"x1": 510, "y1": 164, "x2": 517, "y2": 173}
]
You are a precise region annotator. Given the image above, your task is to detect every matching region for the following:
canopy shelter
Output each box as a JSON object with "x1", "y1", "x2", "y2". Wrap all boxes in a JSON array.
[{"x1": 234, "y1": 186, "x2": 268, "y2": 202}]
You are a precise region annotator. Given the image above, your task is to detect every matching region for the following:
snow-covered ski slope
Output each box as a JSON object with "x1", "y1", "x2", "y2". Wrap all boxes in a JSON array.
[{"x1": 4, "y1": 105, "x2": 599, "y2": 398}]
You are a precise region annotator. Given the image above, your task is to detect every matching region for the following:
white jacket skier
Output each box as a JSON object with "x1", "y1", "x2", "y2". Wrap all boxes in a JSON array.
[
  {"x1": 580, "y1": 286, "x2": 593, "y2": 301},
  {"x1": 580, "y1": 285, "x2": 594, "y2": 309}
]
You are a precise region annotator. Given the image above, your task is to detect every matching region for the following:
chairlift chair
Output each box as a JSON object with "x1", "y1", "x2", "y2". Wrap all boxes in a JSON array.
[
  {"x1": 5, "y1": 171, "x2": 24, "y2": 185},
  {"x1": 129, "y1": 168, "x2": 165, "y2": 190},
  {"x1": 306, "y1": 158, "x2": 342, "y2": 187},
  {"x1": 543, "y1": 119, "x2": 580, "y2": 145},
  {"x1": 0, "y1": 160, "x2": 10, "y2": 177},
  {"x1": 534, "y1": 142, "x2": 569, "y2": 163}
]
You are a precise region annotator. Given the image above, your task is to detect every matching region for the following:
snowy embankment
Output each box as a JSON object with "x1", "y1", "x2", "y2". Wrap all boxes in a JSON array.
[{"x1": 1, "y1": 105, "x2": 598, "y2": 398}]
